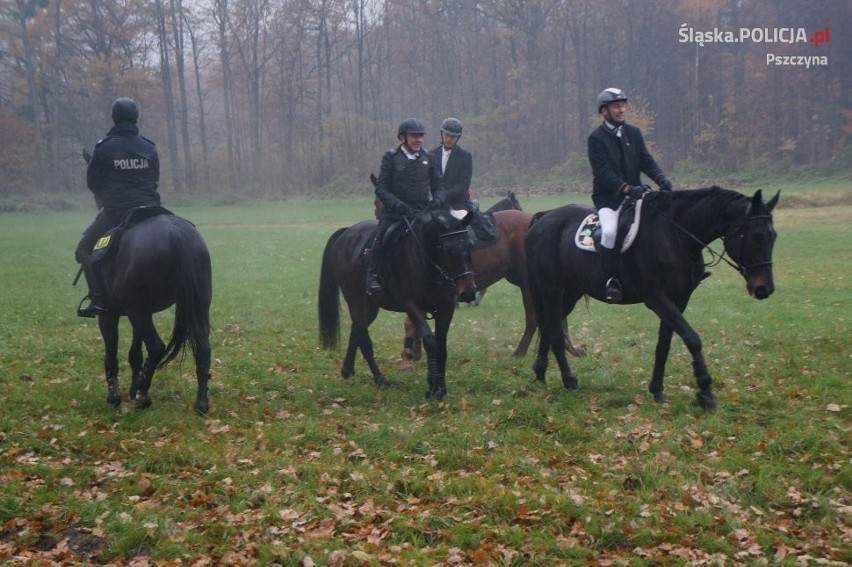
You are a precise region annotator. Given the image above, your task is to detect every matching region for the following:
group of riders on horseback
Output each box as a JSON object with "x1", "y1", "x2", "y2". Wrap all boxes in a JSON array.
[
  {"x1": 78, "y1": 92, "x2": 777, "y2": 411},
  {"x1": 75, "y1": 88, "x2": 683, "y2": 316}
]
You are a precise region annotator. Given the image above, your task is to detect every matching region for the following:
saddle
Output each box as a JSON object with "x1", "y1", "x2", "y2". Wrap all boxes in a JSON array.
[
  {"x1": 466, "y1": 209, "x2": 500, "y2": 250},
  {"x1": 574, "y1": 197, "x2": 644, "y2": 253},
  {"x1": 90, "y1": 206, "x2": 173, "y2": 264}
]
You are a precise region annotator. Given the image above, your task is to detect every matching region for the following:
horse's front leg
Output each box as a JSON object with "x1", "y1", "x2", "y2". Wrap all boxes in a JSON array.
[
  {"x1": 408, "y1": 307, "x2": 443, "y2": 400},
  {"x1": 649, "y1": 322, "x2": 674, "y2": 403},
  {"x1": 98, "y1": 313, "x2": 122, "y2": 407},
  {"x1": 646, "y1": 296, "x2": 715, "y2": 410},
  {"x1": 429, "y1": 308, "x2": 455, "y2": 399}
]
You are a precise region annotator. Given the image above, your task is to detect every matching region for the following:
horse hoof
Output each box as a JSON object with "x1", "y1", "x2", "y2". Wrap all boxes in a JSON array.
[
  {"x1": 135, "y1": 396, "x2": 152, "y2": 409},
  {"x1": 107, "y1": 394, "x2": 121, "y2": 407},
  {"x1": 562, "y1": 376, "x2": 579, "y2": 390},
  {"x1": 653, "y1": 392, "x2": 668, "y2": 404},
  {"x1": 340, "y1": 368, "x2": 354, "y2": 379},
  {"x1": 194, "y1": 402, "x2": 209, "y2": 415},
  {"x1": 375, "y1": 376, "x2": 391, "y2": 388},
  {"x1": 697, "y1": 393, "x2": 716, "y2": 411},
  {"x1": 426, "y1": 387, "x2": 446, "y2": 401},
  {"x1": 398, "y1": 358, "x2": 414, "y2": 372}
]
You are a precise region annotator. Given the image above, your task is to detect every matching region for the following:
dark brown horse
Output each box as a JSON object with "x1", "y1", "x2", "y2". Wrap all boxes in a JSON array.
[
  {"x1": 87, "y1": 212, "x2": 212, "y2": 413},
  {"x1": 526, "y1": 187, "x2": 779, "y2": 409},
  {"x1": 319, "y1": 206, "x2": 476, "y2": 400}
]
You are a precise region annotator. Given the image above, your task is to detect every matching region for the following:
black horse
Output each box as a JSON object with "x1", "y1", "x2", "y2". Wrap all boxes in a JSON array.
[
  {"x1": 526, "y1": 187, "x2": 779, "y2": 409},
  {"x1": 88, "y1": 212, "x2": 212, "y2": 413},
  {"x1": 318, "y1": 207, "x2": 476, "y2": 400}
]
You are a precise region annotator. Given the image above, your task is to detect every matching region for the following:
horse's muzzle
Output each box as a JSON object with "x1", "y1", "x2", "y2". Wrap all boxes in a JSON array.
[
  {"x1": 454, "y1": 272, "x2": 477, "y2": 302},
  {"x1": 747, "y1": 276, "x2": 774, "y2": 300}
]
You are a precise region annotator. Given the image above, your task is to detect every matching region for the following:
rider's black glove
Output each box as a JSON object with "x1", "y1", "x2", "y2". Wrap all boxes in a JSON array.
[
  {"x1": 658, "y1": 178, "x2": 673, "y2": 192},
  {"x1": 626, "y1": 185, "x2": 646, "y2": 199}
]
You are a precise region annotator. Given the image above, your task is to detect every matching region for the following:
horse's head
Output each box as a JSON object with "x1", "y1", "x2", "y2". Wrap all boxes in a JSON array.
[
  {"x1": 724, "y1": 190, "x2": 779, "y2": 300},
  {"x1": 425, "y1": 208, "x2": 477, "y2": 302}
]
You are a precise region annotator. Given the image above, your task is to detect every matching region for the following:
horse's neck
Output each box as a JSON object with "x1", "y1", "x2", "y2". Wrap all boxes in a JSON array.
[{"x1": 673, "y1": 189, "x2": 746, "y2": 244}]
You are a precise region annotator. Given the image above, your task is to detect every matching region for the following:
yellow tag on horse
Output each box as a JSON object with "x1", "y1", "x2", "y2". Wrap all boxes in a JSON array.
[{"x1": 93, "y1": 235, "x2": 111, "y2": 251}]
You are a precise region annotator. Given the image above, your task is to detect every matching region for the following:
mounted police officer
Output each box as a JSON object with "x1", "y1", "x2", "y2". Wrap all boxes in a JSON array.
[
  {"x1": 366, "y1": 118, "x2": 446, "y2": 295},
  {"x1": 75, "y1": 97, "x2": 161, "y2": 317},
  {"x1": 588, "y1": 88, "x2": 672, "y2": 303}
]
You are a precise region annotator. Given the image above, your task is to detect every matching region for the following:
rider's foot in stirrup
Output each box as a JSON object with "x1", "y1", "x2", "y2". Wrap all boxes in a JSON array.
[
  {"x1": 77, "y1": 298, "x2": 108, "y2": 318},
  {"x1": 605, "y1": 277, "x2": 623, "y2": 304},
  {"x1": 366, "y1": 275, "x2": 383, "y2": 296}
]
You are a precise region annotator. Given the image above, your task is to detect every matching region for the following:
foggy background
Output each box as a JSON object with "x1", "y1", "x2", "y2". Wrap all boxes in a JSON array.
[{"x1": 1, "y1": 0, "x2": 848, "y2": 202}]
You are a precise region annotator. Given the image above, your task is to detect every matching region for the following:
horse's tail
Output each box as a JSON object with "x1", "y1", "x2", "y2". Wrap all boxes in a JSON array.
[
  {"x1": 318, "y1": 227, "x2": 347, "y2": 350},
  {"x1": 159, "y1": 227, "x2": 212, "y2": 368}
]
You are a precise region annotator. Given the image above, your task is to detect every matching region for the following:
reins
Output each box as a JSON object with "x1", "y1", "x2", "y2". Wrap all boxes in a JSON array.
[
  {"x1": 404, "y1": 215, "x2": 472, "y2": 284},
  {"x1": 669, "y1": 213, "x2": 773, "y2": 277}
]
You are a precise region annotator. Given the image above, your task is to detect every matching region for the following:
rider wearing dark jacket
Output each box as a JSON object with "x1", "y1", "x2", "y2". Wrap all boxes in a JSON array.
[
  {"x1": 75, "y1": 97, "x2": 161, "y2": 317},
  {"x1": 588, "y1": 88, "x2": 672, "y2": 303},
  {"x1": 367, "y1": 118, "x2": 445, "y2": 295}
]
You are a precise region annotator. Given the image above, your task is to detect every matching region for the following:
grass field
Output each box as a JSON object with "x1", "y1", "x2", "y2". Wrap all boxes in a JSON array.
[{"x1": 0, "y1": 186, "x2": 850, "y2": 565}]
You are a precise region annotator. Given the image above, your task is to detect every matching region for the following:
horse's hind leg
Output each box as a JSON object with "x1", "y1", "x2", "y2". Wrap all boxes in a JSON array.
[
  {"x1": 129, "y1": 315, "x2": 166, "y2": 409},
  {"x1": 193, "y1": 333, "x2": 211, "y2": 415},
  {"x1": 99, "y1": 314, "x2": 122, "y2": 407},
  {"x1": 128, "y1": 331, "x2": 144, "y2": 401}
]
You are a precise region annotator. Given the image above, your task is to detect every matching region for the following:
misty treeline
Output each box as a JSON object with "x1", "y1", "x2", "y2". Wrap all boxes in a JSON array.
[{"x1": 1, "y1": 0, "x2": 849, "y2": 198}]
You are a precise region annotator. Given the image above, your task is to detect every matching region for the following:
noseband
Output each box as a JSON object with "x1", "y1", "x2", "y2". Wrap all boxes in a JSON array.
[
  {"x1": 438, "y1": 229, "x2": 475, "y2": 282},
  {"x1": 721, "y1": 214, "x2": 774, "y2": 276}
]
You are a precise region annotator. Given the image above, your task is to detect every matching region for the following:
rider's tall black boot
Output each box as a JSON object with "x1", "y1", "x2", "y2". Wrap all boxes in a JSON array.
[
  {"x1": 77, "y1": 263, "x2": 109, "y2": 318},
  {"x1": 365, "y1": 233, "x2": 384, "y2": 296},
  {"x1": 600, "y1": 247, "x2": 623, "y2": 304}
]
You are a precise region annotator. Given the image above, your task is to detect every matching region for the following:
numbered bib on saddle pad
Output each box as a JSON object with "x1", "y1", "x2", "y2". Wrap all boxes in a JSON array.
[{"x1": 574, "y1": 197, "x2": 645, "y2": 253}]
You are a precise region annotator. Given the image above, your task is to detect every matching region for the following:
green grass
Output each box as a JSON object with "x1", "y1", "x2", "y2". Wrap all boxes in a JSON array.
[{"x1": 0, "y1": 188, "x2": 849, "y2": 565}]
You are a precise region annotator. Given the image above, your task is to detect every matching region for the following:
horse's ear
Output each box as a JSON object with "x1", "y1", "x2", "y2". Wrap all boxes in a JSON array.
[
  {"x1": 460, "y1": 209, "x2": 473, "y2": 227},
  {"x1": 766, "y1": 190, "x2": 780, "y2": 212},
  {"x1": 369, "y1": 173, "x2": 377, "y2": 187}
]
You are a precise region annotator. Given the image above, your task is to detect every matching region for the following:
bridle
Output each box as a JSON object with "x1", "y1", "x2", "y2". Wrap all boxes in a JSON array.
[
  {"x1": 670, "y1": 213, "x2": 774, "y2": 277},
  {"x1": 404, "y1": 216, "x2": 473, "y2": 284}
]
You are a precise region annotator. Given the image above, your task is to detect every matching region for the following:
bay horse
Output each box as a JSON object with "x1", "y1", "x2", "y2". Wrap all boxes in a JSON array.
[
  {"x1": 86, "y1": 211, "x2": 212, "y2": 413},
  {"x1": 318, "y1": 206, "x2": 476, "y2": 400},
  {"x1": 526, "y1": 187, "x2": 779, "y2": 410}
]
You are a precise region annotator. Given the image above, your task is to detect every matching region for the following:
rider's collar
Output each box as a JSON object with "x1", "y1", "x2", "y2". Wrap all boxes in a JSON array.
[
  {"x1": 604, "y1": 120, "x2": 623, "y2": 137},
  {"x1": 400, "y1": 145, "x2": 419, "y2": 160}
]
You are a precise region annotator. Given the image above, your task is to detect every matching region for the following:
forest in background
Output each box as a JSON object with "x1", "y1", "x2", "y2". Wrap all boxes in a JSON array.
[{"x1": 0, "y1": 0, "x2": 849, "y2": 203}]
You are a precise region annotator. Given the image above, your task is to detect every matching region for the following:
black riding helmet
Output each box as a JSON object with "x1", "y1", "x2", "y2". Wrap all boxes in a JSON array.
[
  {"x1": 111, "y1": 97, "x2": 139, "y2": 124},
  {"x1": 397, "y1": 118, "x2": 426, "y2": 137},
  {"x1": 440, "y1": 117, "x2": 463, "y2": 137}
]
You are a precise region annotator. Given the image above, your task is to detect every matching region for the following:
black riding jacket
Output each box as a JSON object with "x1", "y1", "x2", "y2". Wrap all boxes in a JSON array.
[
  {"x1": 375, "y1": 146, "x2": 444, "y2": 221},
  {"x1": 588, "y1": 122, "x2": 665, "y2": 210},
  {"x1": 87, "y1": 123, "x2": 161, "y2": 212}
]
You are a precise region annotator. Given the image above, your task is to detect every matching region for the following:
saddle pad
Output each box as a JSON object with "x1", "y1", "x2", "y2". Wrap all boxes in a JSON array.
[{"x1": 574, "y1": 197, "x2": 644, "y2": 253}]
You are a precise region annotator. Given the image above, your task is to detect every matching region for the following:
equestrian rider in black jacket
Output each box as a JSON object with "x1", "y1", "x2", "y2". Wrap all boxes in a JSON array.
[
  {"x1": 75, "y1": 97, "x2": 161, "y2": 317},
  {"x1": 587, "y1": 88, "x2": 672, "y2": 303},
  {"x1": 367, "y1": 118, "x2": 446, "y2": 295}
]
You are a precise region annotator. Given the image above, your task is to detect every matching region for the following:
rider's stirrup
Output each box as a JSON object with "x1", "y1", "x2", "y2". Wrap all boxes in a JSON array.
[
  {"x1": 77, "y1": 296, "x2": 108, "y2": 318},
  {"x1": 605, "y1": 278, "x2": 623, "y2": 304},
  {"x1": 366, "y1": 275, "x2": 384, "y2": 296}
]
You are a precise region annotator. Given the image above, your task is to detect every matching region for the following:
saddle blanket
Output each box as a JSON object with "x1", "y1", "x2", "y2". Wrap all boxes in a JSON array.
[{"x1": 574, "y1": 197, "x2": 644, "y2": 253}]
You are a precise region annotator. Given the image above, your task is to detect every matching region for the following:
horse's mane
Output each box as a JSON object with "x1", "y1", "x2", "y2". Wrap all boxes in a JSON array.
[{"x1": 654, "y1": 186, "x2": 749, "y2": 220}]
